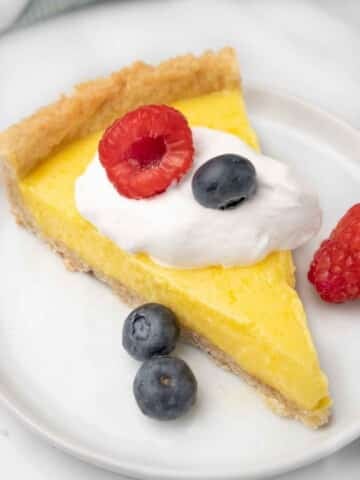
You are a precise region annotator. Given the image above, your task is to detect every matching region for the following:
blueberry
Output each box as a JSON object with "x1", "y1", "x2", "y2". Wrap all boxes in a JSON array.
[
  {"x1": 192, "y1": 154, "x2": 257, "y2": 210},
  {"x1": 133, "y1": 356, "x2": 197, "y2": 420},
  {"x1": 122, "y1": 303, "x2": 179, "y2": 361}
]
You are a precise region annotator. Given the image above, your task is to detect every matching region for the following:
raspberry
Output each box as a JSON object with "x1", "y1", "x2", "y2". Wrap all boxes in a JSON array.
[
  {"x1": 308, "y1": 204, "x2": 360, "y2": 303},
  {"x1": 99, "y1": 105, "x2": 194, "y2": 199}
]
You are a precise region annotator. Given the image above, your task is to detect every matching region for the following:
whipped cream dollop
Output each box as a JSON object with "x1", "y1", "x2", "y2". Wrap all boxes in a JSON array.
[{"x1": 76, "y1": 127, "x2": 321, "y2": 268}]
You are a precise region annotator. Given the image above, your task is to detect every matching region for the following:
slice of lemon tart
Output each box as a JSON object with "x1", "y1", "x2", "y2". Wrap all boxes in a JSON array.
[{"x1": 0, "y1": 48, "x2": 331, "y2": 427}]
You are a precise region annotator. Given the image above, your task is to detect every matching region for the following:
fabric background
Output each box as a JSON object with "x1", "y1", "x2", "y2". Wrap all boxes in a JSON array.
[{"x1": 10, "y1": 0, "x2": 98, "y2": 30}]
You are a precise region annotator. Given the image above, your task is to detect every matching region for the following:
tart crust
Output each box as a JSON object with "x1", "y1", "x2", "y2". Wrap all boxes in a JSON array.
[
  {"x1": 0, "y1": 48, "x2": 239, "y2": 179},
  {"x1": 0, "y1": 48, "x2": 330, "y2": 428}
]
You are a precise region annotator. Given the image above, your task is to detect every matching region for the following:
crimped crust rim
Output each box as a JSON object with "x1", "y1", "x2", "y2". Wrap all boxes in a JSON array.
[{"x1": 0, "y1": 47, "x2": 239, "y2": 179}]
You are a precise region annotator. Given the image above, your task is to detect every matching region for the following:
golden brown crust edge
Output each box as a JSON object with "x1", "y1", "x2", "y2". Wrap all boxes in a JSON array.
[
  {"x1": 2, "y1": 176, "x2": 330, "y2": 428},
  {"x1": 0, "y1": 48, "x2": 239, "y2": 179}
]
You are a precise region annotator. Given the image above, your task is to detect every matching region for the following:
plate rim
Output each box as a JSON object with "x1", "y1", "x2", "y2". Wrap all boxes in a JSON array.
[{"x1": 1, "y1": 86, "x2": 360, "y2": 480}]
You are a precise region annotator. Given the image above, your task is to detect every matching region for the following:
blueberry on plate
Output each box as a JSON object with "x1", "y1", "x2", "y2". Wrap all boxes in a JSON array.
[
  {"x1": 122, "y1": 303, "x2": 179, "y2": 361},
  {"x1": 192, "y1": 153, "x2": 257, "y2": 210},
  {"x1": 133, "y1": 356, "x2": 197, "y2": 420}
]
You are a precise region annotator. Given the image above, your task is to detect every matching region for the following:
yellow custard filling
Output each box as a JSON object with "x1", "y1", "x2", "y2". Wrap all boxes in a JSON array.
[{"x1": 19, "y1": 90, "x2": 330, "y2": 412}]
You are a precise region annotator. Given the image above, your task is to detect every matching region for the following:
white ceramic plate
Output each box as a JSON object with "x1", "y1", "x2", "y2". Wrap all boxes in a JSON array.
[
  {"x1": 1, "y1": 2, "x2": 360, "y2": 479},
  {"x1": 2, "y1": 86, "x2": 360, "y2": 480}
]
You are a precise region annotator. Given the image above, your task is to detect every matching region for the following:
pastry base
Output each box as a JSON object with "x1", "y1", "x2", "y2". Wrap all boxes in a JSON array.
[{"x1": 0, "y1": 48, "x2": 330, "y2": 428}]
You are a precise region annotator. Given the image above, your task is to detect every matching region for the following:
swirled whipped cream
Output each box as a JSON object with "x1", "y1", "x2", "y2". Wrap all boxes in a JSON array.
[{"x1": 76, "y1": 127, "x2": 321, "y2": 268}]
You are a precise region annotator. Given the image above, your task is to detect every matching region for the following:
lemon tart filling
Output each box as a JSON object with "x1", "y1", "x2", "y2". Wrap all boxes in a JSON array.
[{"x1": 18, "y1": 90, "x2": 331, "y2": 419}]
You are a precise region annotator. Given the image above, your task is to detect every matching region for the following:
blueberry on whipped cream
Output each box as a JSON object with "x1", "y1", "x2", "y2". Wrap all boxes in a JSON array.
[{"x1": 192, "y1": 154, "x2": 257, "y2": 210}]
